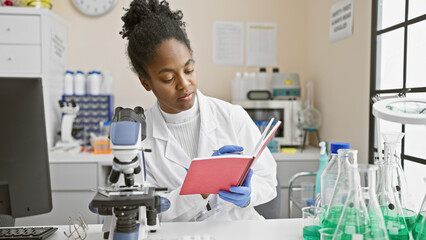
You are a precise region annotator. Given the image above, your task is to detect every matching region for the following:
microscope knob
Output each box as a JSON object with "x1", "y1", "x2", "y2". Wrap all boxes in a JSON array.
[
  {"x1": 109, "y1": 169, "x2": 120, "y2": 183},
  {"x1": 159, "y1": 196, "x2": 171, "y2": 213},
  {"x1": 134, "y1": 106, "x2": 144, "y2": 115}
]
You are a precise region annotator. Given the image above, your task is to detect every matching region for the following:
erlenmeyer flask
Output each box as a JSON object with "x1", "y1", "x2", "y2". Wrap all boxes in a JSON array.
[
  {"x1": 322, "y1": 149, "x2": 355, "y2": 231},
  {"x1": 358, "y1": 164, "x2": 389, "y2": 240},
  {"x1": 376, "y1": 132, "x2": 416, "y2": 239},
  {"x1": 332, "y1": 150, "x2": 371, "y2": 239},
  {"x1": 413, "y1": 192, "x2": 426, "y2": 240},
  {"x1": 321, "y1": 143, "x2": 351, "y2": 211}
]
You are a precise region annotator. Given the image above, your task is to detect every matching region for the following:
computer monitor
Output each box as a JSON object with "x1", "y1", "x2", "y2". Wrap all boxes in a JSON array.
[{"x1": 0, "y1": 77, "x2": 52, "y2": 224}]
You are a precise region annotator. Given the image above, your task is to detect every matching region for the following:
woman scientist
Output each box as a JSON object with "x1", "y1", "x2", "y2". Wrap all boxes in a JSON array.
[{"x1": 120, "y1": 0, "x2": 277, "y2": 222}]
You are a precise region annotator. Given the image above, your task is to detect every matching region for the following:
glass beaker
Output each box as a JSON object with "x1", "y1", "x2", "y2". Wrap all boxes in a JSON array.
[
  {"x1": 302, "y1": 206, "x2": 325, "y2": 240},
  {"x1": 376, "y1": 132, "x2": 416, "y2": 239},
  {"x1": 413, "y1": 193, "x2": 426, "y2": 240}
]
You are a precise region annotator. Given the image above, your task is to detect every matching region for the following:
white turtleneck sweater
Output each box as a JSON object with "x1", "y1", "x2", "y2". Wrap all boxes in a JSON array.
[{"x1": 159, "y1": 97, "x2": 200, "y2": 160}]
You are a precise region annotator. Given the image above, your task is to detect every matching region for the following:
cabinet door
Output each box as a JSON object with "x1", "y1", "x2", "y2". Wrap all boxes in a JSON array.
[
  {"x1": 0, "y1": 45, "x2": 41, "y2": 74},
  {"x1": 0, "y1": 15, "x2": 40, "y2": 44}
]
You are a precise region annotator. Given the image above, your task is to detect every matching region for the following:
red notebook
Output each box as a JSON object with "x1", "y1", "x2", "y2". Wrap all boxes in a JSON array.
[{"x1": 180, "y1": 119, "x2": 281, "y2": 195}]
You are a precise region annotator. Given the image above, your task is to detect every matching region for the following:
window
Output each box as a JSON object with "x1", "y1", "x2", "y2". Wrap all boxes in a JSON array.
[{"x1": 369, "y1": 0, "x2": 426, "y2": 209}]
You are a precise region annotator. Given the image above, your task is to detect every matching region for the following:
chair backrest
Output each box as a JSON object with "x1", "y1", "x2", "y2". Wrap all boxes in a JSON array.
[{"x1": 254, "y1": 178, "x2": 281, "y2": 219}]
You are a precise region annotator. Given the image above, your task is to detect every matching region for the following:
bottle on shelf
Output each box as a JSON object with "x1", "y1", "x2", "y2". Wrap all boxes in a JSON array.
[
  {"x1": 63, "y1": 70, "x2": 74, "y2": 95},
  {"x1": 256, "y1": 67, "x2": 270, "y2": 91},
  {"x1": 74, "y1": 70, "x2": 86, "y2": 95},
  {"x1": 231, "y1": 72, "x2": 243, "y2": 102}
]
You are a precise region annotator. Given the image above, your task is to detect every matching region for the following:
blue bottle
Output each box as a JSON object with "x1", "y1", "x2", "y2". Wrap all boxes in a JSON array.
[{"x1": 315, "y1": 141, "x2": 329, "y2": 197}]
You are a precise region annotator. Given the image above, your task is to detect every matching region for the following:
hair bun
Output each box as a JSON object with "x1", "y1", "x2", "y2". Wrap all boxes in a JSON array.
[{"x1": 120, "y1": 0, "x2": 185, "y2": 39}]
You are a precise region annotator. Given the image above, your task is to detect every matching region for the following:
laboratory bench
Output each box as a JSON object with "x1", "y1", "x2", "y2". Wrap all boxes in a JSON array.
[
  {"x1": 52, "y1": 218, "x2": 304, "y2": 240},
  {"x1": 15, "y1": 147, "x2": 319, "y2": 226}
]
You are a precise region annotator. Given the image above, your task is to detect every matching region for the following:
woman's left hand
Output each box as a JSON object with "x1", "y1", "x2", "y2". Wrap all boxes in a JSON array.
[{"x1": 218, "y1": 169, "x2": 253, "y2": 207}]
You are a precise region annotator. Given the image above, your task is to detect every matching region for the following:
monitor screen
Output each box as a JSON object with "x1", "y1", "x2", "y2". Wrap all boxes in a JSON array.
[{"x1": 0, "y1": 77, "x2": 52, "y2": 219}]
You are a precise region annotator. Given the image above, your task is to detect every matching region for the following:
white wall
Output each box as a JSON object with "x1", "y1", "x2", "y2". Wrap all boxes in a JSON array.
[
  {"x1": 52, "y1": 0, "x2": 307, "y2": 107},
  {"x1": 52, "y1": 0, "x2": 372, "y2": 162},
  {"x1": 304, "y1": 1, "x2": 372, "y2": 162}
]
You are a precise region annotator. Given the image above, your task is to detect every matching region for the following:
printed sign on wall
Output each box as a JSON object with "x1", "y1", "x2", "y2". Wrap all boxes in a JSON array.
[{"x1": 329, "y1": 0, "x2": 354, "y2": 43}]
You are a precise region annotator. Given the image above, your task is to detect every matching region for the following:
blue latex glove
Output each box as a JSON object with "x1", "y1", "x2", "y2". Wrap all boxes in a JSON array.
[
  {"x1": 212, "y1": 145, "x2": 244, "y2": 156},
  {"x1": 219, "y1": 169, "x2": 253, "y2": 207}
]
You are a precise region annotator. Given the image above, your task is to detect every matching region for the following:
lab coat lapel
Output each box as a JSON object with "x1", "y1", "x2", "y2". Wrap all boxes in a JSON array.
[
  {"x1": 197, "y1": 91, "x2": 218, "y2": 158},
  {"x1": 151, "y1": 102, "x2": 191, "y2": 169}
]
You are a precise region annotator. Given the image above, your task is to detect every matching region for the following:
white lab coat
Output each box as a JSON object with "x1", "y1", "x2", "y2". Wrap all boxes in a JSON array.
[{"x1": 141, "y1": 91, "x2": 277, "y2": 222}]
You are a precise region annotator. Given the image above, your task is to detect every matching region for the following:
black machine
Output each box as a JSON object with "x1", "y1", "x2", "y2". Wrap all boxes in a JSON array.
[{"x1": 0, "y1": 77, "x2": 53, "y2": 226}]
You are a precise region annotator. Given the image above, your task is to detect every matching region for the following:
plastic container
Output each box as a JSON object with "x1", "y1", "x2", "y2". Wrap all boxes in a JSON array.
[
  {"x1": 88, "y1": 71, "x2": 102, "y2": 95},
  {"x1": 315, "y1": 141, "x2": 328, "y2": 197},
  {"x1": 256, "y1": 67, "x2": 270, "y2": 91},
  {"x1": 63, "y1": 70, "x2": 74, "y2": 95},
  {"x1": 231, "y1": 72, "x2": 243, "y2": 101},
  {"x1": 92, "y1": 136, "x2": 111, "y2": 154},
  {"x1": 74, "y1": 70, "x2": 86, "y2": 95}
]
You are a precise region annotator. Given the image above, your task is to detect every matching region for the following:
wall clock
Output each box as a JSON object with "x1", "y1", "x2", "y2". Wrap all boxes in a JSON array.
[{"x1": 72, "y1": 0, "x2": 118, "y2": 17}]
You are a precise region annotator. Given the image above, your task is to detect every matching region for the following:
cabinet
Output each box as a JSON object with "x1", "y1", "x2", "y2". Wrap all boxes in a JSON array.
[
  {"x1": 0, "y1": 7, "x2": 67, "y2": 147},
  {"x1": 273, "y1": 147, "x2": 320, "y2": 218}
]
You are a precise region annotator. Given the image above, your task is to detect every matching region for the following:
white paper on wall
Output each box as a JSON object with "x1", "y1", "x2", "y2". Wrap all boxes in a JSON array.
[
  {"x1": 246, "y1": 22, "x2": 277, "y2": 67},
  {"x1": 212, "y1": 21, "x2": 244, "y2": 66}
]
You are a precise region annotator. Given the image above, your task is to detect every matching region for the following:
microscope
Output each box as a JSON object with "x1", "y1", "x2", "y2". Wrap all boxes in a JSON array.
[
  {"x1": 90, "y1": 107, "x2": 170, "y2": 240},
  {"x1": 54, "y1": 99, "x2": 82, "y2": 151}
]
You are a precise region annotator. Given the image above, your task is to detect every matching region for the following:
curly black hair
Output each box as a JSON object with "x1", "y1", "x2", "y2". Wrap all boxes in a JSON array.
[{"x1": 120, "y1": 0, "x2": 192, "y2": 80}]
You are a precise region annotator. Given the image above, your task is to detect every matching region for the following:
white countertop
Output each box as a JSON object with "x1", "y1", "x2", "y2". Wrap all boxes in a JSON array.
[
  {"x1": 49, "y1": 146, "x2": 319, "y2": 165},
  {"x1": 49, "y1": 152, "x2": 113, "y2": 165},
  {"x1": 51, "y1": 218, "x2": 304, "y2": 240}
]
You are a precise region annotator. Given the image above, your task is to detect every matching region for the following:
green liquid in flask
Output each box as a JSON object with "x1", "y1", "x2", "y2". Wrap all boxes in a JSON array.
[
  {"x1": 381, "y1": 206, "x2": 416, "y2": 240},
  {"x1": 413, "y1": 211, "x2": 426, "y2": 240},
  {"x1": 322, "y1": 206, "x2": 344, "y2": 229},
  {"x1": 303, "y1": 225, "x2": 321, "y2": 240}
]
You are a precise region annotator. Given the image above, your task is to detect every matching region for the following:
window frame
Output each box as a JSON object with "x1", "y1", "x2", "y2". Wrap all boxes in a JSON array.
[{"x1": 369, "y1": 0, "x2": 426, "y2": 167}]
